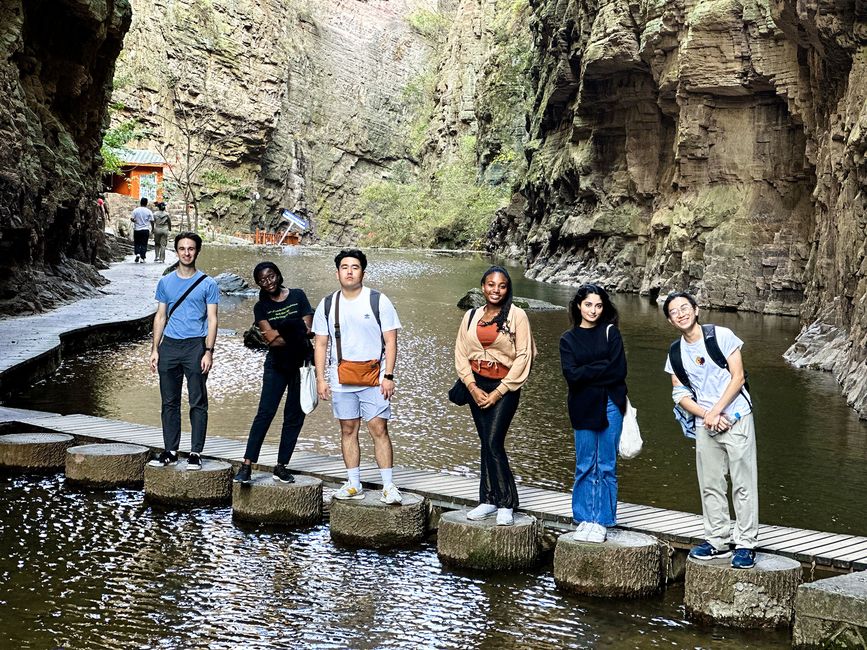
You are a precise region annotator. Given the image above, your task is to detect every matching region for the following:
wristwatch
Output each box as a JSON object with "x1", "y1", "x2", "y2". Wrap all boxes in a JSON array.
[
  {"x1": 383, "y1": 373, "x2": 394, "y2": 381},
  {"x1": 204, "y1": 347, "x2": 214, "y2": 352}
]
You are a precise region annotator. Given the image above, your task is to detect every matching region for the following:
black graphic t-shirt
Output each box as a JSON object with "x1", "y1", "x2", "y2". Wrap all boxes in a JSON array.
[{"x1": 253, "y1": 288, "x2": 314, "y2": 369}]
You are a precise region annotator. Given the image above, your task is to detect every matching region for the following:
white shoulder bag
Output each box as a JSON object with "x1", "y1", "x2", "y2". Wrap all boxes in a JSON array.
[
  {"x1": 604, "y1": 324, "x2": 642, "y2": 458},
  {"x1": 299, "y1": 362, "x2": 318, "y2": 414}
]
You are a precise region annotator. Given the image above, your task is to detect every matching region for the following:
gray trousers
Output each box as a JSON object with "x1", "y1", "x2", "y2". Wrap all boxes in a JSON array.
[
  {"x1": 695, "y1": 413, "x2": 759, "y2": 549},
  {"x1": 158, "y1": 336, "x2": 208, "y2": 453}
]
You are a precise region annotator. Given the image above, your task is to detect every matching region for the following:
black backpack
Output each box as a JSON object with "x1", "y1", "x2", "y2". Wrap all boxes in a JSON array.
[{"x1": 668, "y1": 324, "x2": 752, "y2": 407}]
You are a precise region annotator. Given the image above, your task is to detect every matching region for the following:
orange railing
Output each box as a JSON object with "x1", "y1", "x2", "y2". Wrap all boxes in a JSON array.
[{"x1": 234, "y1": 229, "x2": 301, "y2": 245}]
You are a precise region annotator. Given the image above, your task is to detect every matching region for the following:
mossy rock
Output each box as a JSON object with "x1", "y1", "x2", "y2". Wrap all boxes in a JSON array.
[{"x1": 457, "y1": 288, "x2": 564, "y2": 311}]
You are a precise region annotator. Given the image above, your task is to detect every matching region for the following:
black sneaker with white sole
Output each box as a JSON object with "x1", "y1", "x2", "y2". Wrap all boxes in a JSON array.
[
  {"x1": 272, "y1": 464, "x2": 295, "y2": 483},
  {"x1": 148, "y1": 450, "x2": 178, "y2": 467},
  {"x1": 186, "y1": 453, "x2": 202, "y2": 471},
  {"x1": 234, "y1": 464, "x2": 252, "y2": 483}
]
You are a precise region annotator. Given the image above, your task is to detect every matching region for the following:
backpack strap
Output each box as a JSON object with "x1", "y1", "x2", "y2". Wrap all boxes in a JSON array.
[
  {"x1": 325, "y1": 289, "x2": 385, "y2": 361},
  {"x1": 370, "y1": 289, "x2": 385, "y2": 358},
  {"x1": 702, "y1": 324, "x2": 752, "y2": 407},
  {"x1": 466, "y1": 307, "x2": 477, "y2": 331},
  {"x1": 668, "y1": 339, "x2": 693, "y2": 391}
]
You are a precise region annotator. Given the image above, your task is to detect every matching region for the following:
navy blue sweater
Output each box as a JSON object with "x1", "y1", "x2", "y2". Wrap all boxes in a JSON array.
[{"x1": 559, "y1": 324, "x2": 628, "y2": 431}]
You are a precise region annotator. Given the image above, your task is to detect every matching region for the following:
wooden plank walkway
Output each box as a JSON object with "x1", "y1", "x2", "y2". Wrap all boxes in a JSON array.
[
  {"x1": 0, "y1": 250, "x2": 174, "y2": 396},
  {"x1": 1, "y1": 405, "x2": 865, "y2": 573}
]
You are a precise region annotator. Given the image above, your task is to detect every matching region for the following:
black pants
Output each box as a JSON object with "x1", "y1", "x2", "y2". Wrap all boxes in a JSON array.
[
  {"x1": 244, "y1": 355, "x2": 305, "y2": 465},
  {"x1": 468, "y1": 373, "x2": 521, "y2": 509},
  {"x1": 158, "y1": 336, "x2": 208, "y2": 453},
  {"x1": 133, "y1": 229, "x2": 149, "y2": 258}
]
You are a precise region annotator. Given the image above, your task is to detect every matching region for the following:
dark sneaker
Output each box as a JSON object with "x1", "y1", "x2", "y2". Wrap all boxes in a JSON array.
[
  {"x1": 234, "y1": 464, "x2": 252, "y2": 484},
  {"x1": 134, "y1": 255, "x2": 140, "y2": 263},
  {"x1": 731, "y1": 548, "x2": 756, "y2": 569},
  {"x1": 186, "y1": 453, "x2": 202, "y2": 471},
  {"x1": 148, "y1": 450, "x2": 177, "y2": 467},
  {"x1": 689, "y1": 541, "x2": 732, "y2": 560},
  {"x1": 272, "y1": 465, "x2": 295, "y2": 483}
]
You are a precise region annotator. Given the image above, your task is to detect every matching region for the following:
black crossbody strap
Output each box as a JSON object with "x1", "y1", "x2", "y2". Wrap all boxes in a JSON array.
[
  {"x1": 167, "y1": 273, "x2": 208, "y2": 322},
  {"x1": 334, "y1": 291, "x2": 343, "y2": 363}
]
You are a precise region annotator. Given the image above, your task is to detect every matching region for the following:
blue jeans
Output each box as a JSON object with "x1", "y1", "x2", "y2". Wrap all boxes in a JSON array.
[{"x1": 572, "y1": 398, "x2": 623, "y2": 527}]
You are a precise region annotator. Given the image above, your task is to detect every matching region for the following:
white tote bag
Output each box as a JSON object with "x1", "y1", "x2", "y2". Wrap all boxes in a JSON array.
[
  {"x1": 618, "y1": 398, "x2": 643, "y2": 459},
  {"x1": 299, "y1": 363, "x2": 319, "y2": 414}
]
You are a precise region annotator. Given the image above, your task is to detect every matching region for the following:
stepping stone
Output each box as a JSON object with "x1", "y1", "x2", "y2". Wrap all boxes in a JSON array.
[
  {"x1": 329, "y1": 490, "x2": 427, "y2": 548},
  {"x1": 684, "y1": 553, "x2": 802, "y2": 628},
  {"x1": 437, "y1": 510, "x2": 540, "y2": 571},
  {"x1": 0, "y1": 432, "x2": 73, "y2": 471},
  {"x1": 144, "y1": 458, "x2": 232, "y2": 506},
  {"x1": 232, "y1": 472, "x2": 323, "y2": 526},
  {"x1": 65, "y1": 443, "x2": 150, "y2": 488},
  {"x1": 553, "y1": 529, "x2": 663, "y2": 598},
  {"x1": 793, "y1": 569, "x2": 867, "y2": 648}
]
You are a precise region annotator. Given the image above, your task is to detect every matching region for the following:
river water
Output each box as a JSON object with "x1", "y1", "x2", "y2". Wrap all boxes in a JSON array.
[{"x1": 3, "y1": 247, "x2": 865, "y2": 648}]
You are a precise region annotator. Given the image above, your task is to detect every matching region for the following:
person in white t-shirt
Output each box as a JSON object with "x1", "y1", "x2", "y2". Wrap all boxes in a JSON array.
[
  {"x1": 313, "y1": 249, "x2": 403, "y2": 505},
  {"x1": 130, "y1": 197, "x2": 154, "y2": 263},
  {"x1": 663, "y1": 291, "x2": 758, "y2": 570}
]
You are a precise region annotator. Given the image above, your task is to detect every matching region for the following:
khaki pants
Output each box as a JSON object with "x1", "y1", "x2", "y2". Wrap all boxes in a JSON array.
[
  {"x1": 695, "y1": 413, "x2": 759, "y2": 549},
  {"x1": 153, "y1": 229, "x2": 169, "y2": 262}
]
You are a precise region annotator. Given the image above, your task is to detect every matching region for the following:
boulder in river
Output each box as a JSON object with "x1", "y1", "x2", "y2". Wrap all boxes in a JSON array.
[
  {"x1": 213, "y1": 272, "x2": 259, "y2": 296},
  {"x1": 457, "y1": 288, "x2": 565, "y2": 311}
]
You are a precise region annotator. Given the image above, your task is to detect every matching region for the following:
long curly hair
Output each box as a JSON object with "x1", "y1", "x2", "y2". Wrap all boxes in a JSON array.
[{"x1": 480, "y1": 266, "x2": 513, "y2": 332}]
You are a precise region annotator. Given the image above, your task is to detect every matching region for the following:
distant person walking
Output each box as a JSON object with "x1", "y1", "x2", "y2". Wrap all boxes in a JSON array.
[
  {"x1": 130, "y1": 197, "x2": 153, "y2": 263},
  {"x1": 151, "y1": 202, "x2": 172, "y2": 263},
  {"x1": 148, "y1": 232, "x2": 220, "y2": 470},
  {"x1": 663, "y1": 291, "x2": 758, "y2": 569},
  {"x1": 454, "y1": 266, "x2": 535, "y2": 526},
  {"x1": 234, "y1": 262, "x2": 314, "y2": 485},
  {"x1": 312, "y1": 249, "x2": 403, "y2": 504},
  {"x1": 559, "y1": 284, "x2": 627, "y2": 543}
]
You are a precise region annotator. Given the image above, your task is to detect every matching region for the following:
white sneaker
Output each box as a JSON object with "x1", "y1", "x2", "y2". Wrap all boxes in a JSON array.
[
  {"x1": 496, "y1": 508, "x2": 514, "y2": 526},
  {"x1": 333, "y1": 482, "x2": 364, "y2": 500},
  {"x1": 466, "y1": 503, "x2": 497, "y2": 520},
  {"x1": 585, "y1": 523, "x2": 607, "y2": 543},
  {"x1": 572, "y1": 521, "x2": 590, "y2": 541},
  {"x1": 380, "y1": 483, "x2": 403, "y2": 505}
]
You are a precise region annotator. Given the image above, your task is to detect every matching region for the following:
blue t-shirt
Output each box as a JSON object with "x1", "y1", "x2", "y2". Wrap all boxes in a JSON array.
[{"x1": 155, "y1": 270, "x2": 220, "y2": 339}]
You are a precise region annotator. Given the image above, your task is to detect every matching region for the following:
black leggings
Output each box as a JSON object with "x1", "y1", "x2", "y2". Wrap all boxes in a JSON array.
[
  {"x1": 468, "y1": 373, "x2": 520, "y2": 509},
  {"x1": 244, "y1": 355, "x2": 305, "y2": 465},
  {"x1": 133, "y1": 229, "x2": 149, "y2": 258}
]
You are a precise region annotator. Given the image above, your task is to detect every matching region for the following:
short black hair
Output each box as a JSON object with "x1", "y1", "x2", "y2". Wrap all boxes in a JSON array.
[
  {"x1": 174, "y1": 231, "x2": 202, "y2": 252},
  {"x1": 662, "y1": 291, "x2": 698, "y2": 317},
  {"x1": 335, "y1": 249, "x2": 367, "y2": 271},
  {"x1": 140, "y1": 197, "x2": 149, "y2": 206}
]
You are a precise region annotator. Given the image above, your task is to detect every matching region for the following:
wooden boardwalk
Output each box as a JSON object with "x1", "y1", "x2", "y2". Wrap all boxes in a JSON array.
[
  {"x1": 0, "y1": 250, "x2": 173, "y2": 396},
  {"x1": 2, "y1": 405, "x2": 865, "y2": 573}
]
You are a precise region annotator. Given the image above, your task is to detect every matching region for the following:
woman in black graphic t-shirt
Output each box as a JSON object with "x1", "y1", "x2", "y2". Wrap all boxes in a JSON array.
[{"x1": 234, "y1": 262, "x2": 314, "y2": 484}]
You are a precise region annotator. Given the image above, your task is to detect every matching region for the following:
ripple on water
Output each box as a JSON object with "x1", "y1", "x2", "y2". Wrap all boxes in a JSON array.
[{"x1": 0, "y1": 474, "x2": 792, "y2": 649}]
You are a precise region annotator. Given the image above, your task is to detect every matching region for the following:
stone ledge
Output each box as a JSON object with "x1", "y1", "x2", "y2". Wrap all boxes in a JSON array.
[
  {"x1": 793, "y1": 570, "x2": 867, "y2": 648},
  {"x1": 144, "y1": 458, "x2": 233, "y2": 506},
  {"x1": 329, "y1": 491, "x2": 427, "y2": 548},
  {"x1": 65, "y1": 442, "x2": 150, "y2": 488},
  {"x1": 437, "y1": 510, "x2": 540, "y2": 571},
  {"x1": 0, "y1": 432, "x2": 74, "y2": 471},
  {"x1": 232, "y1": 473, "x2": 323, "y2": 526}
]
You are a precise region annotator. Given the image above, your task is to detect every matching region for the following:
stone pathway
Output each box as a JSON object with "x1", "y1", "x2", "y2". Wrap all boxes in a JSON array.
[{"x1": 0, "y1": 249, "x2": 176, "y2": 394}]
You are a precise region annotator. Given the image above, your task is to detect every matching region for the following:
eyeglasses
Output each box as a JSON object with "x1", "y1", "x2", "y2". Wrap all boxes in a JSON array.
[
  {"x1": 256, "y1": 272, "x2": 278, "y2": 286},
  {"x1": 668, "y1": 305, "x2": 694, "y2": 317}
]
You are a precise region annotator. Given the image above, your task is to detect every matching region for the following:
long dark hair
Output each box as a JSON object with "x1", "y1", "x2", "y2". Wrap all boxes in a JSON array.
[
  {"x1": 569, "y1": 283, "x2": 619, "y2": 328},
  {"x1": 480, "y1": 266, "x2": 513, "y2": 332},
  {"x1": 253, "y1": 261, "x2": 284, "y2": 301}
]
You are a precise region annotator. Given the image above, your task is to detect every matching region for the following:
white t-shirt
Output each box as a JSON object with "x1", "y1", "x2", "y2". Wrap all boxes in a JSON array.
[
  {"x1": 131, "y1": 206, "x2": 153, "y2": 231},
  {"x1": 664, "y1": 325, "x2": 752, "y2": 426},
  {"x1": 312, "y1": 287, "x2": 402, "y2": 392}
]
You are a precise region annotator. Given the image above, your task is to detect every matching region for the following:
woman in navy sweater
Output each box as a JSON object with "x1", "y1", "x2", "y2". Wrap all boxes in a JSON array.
[{"x1": 559, "y1": 284, "x2": 627, "y2": 543}]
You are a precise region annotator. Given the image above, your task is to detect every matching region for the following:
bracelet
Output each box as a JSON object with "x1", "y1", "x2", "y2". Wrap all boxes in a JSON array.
[{"x1": 204, "y1": 347, "x2": 214, "y2": 352}]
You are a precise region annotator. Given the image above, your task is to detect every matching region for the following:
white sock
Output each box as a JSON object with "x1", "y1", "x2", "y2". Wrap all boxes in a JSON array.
[
  {"x1": 347, "y1": 466, "x2": 361, "y2": 489},
  {"x1": 380, "y1": 467, "x2": 393, "y2": 487}
]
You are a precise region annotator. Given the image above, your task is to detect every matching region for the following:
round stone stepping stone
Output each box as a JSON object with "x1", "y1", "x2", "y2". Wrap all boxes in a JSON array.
[
  {"x1": 233, "y1": 472, "x2": 323, "y2": 526},
  {"x1": 0, "y1": 433, "x2": 73, "y2": 471},
  {"x1": 65, "y1": 443, "x2": 150, "y2": 488},
  {"x1": 684, "y1": 552, "x2": 802, "y2": 628},
  {"x1": 144, "y1": 458, "x2": 233, "y2": 506},
  {"x1": 329, "y1": 490, "x2": 426, "y2": 548},
  {"x1": 553, "y1": 528, "x2": 663, "y2": 597},
  {"x1": 437, "y1": 510, "x2": 540, "y2": 571}
]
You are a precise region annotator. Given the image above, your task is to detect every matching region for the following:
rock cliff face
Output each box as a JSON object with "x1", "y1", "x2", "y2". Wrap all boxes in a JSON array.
[
  {"x1": 0, "y1": 0, "x2": 131, "y2": 314},
  {"x1": 486, "y1": 0, "x2": 867, "y2": 413},
  {"x1": 113, "y1": 0, "x2": 436, "y2": 238}
]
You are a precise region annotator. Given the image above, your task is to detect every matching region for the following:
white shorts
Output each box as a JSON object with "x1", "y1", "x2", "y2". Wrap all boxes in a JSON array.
[{"x1": 331, "y1": 387, "x2": 392, "y2": 421}]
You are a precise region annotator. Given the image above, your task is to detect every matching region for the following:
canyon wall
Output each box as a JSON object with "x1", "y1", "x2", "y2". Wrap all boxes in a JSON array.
[
  {"x1": 0, "y1": 0, "x2": 131, "y2": 314},
  {"x1": 486, "y1": 0, "x2": 867, "y2": 412}
]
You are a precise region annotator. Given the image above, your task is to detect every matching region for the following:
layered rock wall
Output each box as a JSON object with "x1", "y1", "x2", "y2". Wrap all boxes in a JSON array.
[{"x1": 0, "y1": 0, "x2": 131, "y2": 314}]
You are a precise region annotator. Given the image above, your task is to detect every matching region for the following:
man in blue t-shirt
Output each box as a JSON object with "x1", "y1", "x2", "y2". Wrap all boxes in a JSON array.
[
  {"x1": 663, "y1": 291, "x2": 758, "y2": 570},
  {"x1": 148, "y1": 232, "x2": 220, "y2": 470}
]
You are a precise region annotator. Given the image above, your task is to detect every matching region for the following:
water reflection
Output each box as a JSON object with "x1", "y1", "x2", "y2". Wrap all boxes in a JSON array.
[
  {"x1": 7, "y1": 248, "x2": 867, "y2": 535},
  {"x1": 0, "y1": 474, "x2": 790, "y2": 649}
]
